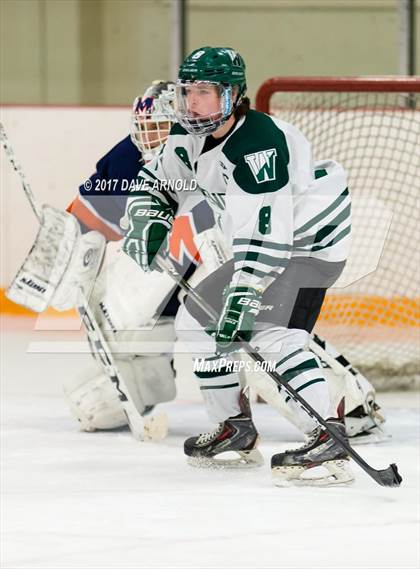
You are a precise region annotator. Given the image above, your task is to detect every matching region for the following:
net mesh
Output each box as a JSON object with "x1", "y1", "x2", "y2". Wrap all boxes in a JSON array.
[{"x1": 259, "y1": 82, "x2": 419, "y2": 389}]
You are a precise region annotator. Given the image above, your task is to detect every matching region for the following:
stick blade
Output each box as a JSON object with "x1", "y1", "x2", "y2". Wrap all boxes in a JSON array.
[{"x1": 374, "y1": 463, "x2": 402, "y2": 487}]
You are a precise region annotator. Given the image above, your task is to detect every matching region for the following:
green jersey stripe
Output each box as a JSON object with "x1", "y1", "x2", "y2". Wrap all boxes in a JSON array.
[
  {"x1": 293, "y1": 221, "x2": 350, "y2": 252},
  {"x1": 293, "y1": 204, "x2": 350, "y2": 249},
  {"x1": 311, "y1": 224, "x2": 351, "y2": 251},
  {"x1": 294, "y1": 188, "x2": 349, "y2": 237},
  {"x1": 233, "y1": 247, "x2": 290, "y2": 261},
  {"x1": 235, "y1": 251, "x2": 289, "y2": 267},
  {"x1": 314, "y1": 168, "x2": 328, "y2": 179},
  {"x1": 233, "y1": 238, "x2": 292, "y2": 252}
]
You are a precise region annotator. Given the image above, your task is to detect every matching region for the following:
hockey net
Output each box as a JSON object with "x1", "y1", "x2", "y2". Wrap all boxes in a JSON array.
[{"x1": 255, "y1": 77, "x2": 420, "y2": 389}]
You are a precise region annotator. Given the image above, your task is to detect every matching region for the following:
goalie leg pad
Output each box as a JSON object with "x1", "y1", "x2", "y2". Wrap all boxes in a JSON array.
[
  {"x1": 65, "y1": 318, "x2": 177, "y2": 431},
  {"x1": 64, "y1": 361, "x2": 127, "y2": 431},
  {"x1": 64, "y1": 353, "x2": 176, "y2": 432},
  {"x1": 310, "y1": 337, "x2": 387, "y2": 441}
]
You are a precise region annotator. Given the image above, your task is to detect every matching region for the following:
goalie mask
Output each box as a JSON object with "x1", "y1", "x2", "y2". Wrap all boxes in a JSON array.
[
  {"x1": 176, "y1": 46, "x2": 247, "y2": 136},
  {"x1": 131, "y1": 80, "x2": 176, "y2": 158}
]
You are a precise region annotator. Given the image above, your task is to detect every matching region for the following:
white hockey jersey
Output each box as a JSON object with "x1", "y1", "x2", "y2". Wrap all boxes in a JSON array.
[{"x1": 131, "y1": 109, "x2": 351, "y2": 290}]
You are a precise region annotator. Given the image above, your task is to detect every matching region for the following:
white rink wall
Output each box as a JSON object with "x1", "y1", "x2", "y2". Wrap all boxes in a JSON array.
[{"x1": 0, "y1": 106, "x2": 132, "y2": 286}]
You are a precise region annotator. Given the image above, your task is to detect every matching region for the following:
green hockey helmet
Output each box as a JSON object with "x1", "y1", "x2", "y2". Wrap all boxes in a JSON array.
[{"x1": 176, "y1": 46, "x2": 247, "y2": 135}]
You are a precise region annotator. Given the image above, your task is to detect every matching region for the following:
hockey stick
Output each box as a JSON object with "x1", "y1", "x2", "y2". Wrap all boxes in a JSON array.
[
  {"x1": 157, "y1": 256, "x2": 402, "y2": 487},
  {"x1": 0, "y1": 122, "x2": 164, "y2": 442}
]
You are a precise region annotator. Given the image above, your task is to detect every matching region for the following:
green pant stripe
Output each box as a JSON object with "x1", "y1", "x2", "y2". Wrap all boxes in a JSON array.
[
  {"x1": 200, "y1": 382, "x2": 240, "y2": 391},
  {"x1": 194, "y1": 367, "x2": 234, "y2": 379},
  {"x1": 282, "y1": 358, "x2": 320, "y2": 382},
  {"x1": 285, "y1": 378, "x2": 326, "y2": 403},
  {"x1": 275, "y1": 348, "x2": 304, "y2": 369}
]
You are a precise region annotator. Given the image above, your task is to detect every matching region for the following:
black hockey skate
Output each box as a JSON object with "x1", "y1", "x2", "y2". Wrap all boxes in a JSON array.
[
  {"x1": 271, "y1": 419, "x2": 355, "y2": 487},
  {"x1": 184, "y1": 391, "x2": 264, "y2": 469}
]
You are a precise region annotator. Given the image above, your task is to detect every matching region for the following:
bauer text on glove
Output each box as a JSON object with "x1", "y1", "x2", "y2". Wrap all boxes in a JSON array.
[
  {"x1": 214, "y1": 285, "x2": 262, "y2": 353},
  {"x1": 122, "y1": 194, "x2": 175, "y2": 272}
]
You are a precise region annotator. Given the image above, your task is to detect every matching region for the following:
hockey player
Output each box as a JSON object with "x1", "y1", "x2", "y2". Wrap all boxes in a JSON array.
[
  {"x1": 62, "y1": 81, "x2": 178, "y2": 432},
  {"x1": 62, "y1": 81, "x2": 221, "y2": 433},
  {"x1": 6, "y1": 76, "x2": 383, "y2": 446},
  {"x1": 62, "y1": 76, "x2": 385, "y2": 442},
  {"x1": 123, "y1": 46, "x2": 360, "y2": 485}
]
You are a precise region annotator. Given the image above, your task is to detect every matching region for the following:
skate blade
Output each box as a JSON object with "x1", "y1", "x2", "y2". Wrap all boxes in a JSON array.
[
  {"x1": 143, "y1": 413, "x2": 168, "y2": 442},
  {"x1": 272, "y1": 460, "x2": 355, "y2": 487},
  {"x1": 188, "y1": 448, "x2": 264, "y2": 470}
]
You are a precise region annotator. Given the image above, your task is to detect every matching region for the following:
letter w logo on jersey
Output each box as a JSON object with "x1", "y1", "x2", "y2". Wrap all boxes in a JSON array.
[{"x1": 244, "y1": 149, "x2": 277, "y2": 184}]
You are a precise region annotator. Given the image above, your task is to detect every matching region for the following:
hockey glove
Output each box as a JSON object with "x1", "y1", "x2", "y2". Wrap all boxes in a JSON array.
[
  {"x1": 213, "y1": 285, "x2": 263, "y2": 353},
  {"x1": 122, "y1": 194, "x2": 175, "y2": 272}
]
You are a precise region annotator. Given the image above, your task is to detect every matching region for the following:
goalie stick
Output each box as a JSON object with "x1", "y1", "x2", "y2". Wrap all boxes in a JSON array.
[
  {"x1": 156, "y1": 256, "x2": 402, "y2": 487},
  {"x1": 0, "y1": 122, "x2": 167, "y2": 442}
]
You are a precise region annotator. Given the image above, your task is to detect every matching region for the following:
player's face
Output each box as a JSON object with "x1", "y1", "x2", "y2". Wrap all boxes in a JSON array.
[
  {"x1": 139, "y1": 120, "x2": 171, "y2": 149},
  {"x1": 183, "y1": 83, "x2": 222, "y2": 118}
]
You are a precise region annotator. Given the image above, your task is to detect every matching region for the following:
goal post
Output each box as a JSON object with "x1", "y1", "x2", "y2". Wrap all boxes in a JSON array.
[{"x1": 255, "y1": 76, "x2": 420, "y2": 389}]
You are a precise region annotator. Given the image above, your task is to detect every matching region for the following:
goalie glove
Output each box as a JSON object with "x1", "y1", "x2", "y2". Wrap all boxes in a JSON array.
[
  {"x1": 212, "y1": 285, "x2": 263, "y2": 353},
  {"x1": 122, "y1": 194, "x2": 175, "y2": 272}
]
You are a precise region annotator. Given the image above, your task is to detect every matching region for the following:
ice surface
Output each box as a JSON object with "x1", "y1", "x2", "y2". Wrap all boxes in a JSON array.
[{"x1": 1, "y1": 323, "x2": 419, "y2": 568}]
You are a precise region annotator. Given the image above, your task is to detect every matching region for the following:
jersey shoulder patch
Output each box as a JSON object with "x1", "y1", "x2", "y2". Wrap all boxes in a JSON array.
[{"x1": 223, "y1": 110, "x2": 290, "y2": 194}]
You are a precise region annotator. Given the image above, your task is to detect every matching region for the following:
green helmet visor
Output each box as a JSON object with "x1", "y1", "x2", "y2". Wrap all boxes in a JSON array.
[{"x1": 175, "y1": 80, "x2": 236, "y2": 136}]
